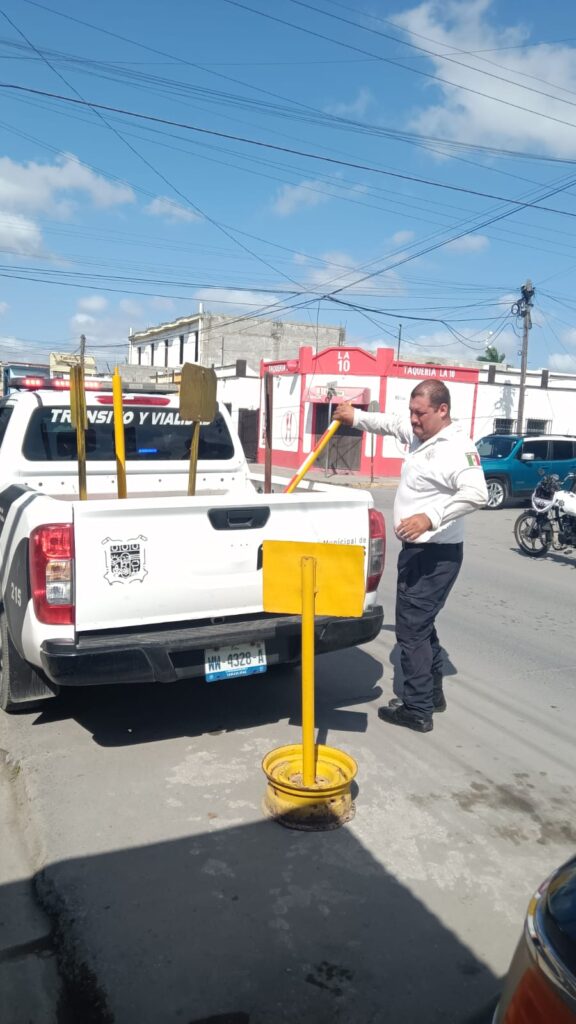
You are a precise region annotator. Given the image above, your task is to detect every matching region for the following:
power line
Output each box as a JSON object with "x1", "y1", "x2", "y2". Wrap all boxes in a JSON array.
[
  {"x1": 221, "y1": 0, "x2": 576, "y2": 137},
  {"x1": 3, "y1": 80, "x2": 576, "y2": 221},
  {"x1": 0, "y1": 4, "x2": 307, "y2": 300}
]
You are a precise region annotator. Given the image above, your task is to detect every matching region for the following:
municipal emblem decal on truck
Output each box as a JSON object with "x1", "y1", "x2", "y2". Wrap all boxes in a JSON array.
[{"x1": 102, "y1": 536, "x2": 148, "y2": 585}]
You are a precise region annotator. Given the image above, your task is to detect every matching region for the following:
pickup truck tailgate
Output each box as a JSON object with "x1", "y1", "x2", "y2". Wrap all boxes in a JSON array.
[{"x1": 72, "y1": 490, "x2": 371, "y2": 631}]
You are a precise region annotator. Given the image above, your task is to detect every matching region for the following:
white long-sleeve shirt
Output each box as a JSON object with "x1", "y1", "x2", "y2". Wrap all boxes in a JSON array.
[{"x1": 353, "y1": 410, "x2": 488, "y2": 543}]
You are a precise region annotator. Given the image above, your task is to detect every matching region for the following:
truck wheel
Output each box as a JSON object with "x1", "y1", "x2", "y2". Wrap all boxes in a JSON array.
[
  {"x1": 485, "y1": 478, "x2": 508, "y2": 510},
  {"x1": 0, "y1": 613, "x2": 56, "y2": 713}
]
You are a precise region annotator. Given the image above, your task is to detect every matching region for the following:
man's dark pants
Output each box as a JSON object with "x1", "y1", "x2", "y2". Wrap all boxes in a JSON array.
[{"x1": 395, "y1": 542, "x2": 463, "y2": 716}]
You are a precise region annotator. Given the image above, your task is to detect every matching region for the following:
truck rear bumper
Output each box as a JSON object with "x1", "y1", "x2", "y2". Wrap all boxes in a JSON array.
[{"x1": 39, "y1": 606, "x2": 383, "y2": 686}]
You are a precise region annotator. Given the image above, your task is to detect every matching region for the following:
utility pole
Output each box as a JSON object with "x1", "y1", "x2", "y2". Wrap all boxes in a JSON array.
[
  {"x1": 264, "y1": 372, "x2": 273, "y2": 494},
  {"x1": 396, "y1": 323, "x2": 402, "y2": 362},
  {"x1": 79, "y1": 333, "x2": 86, "y2": 374},
  {"x1": 512, "y1": 280, "x2": 534, "y2": 434}
]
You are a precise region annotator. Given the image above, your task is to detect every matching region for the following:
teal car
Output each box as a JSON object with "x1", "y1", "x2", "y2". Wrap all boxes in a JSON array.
[{"x1": 476, "y1": 434, "x2": 576, "y2": 509}]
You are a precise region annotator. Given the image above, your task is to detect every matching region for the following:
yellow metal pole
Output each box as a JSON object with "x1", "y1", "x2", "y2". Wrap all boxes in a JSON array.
[
  {"x1": 301, "y1": 555, "x2": 317, "y2": 787},
  {"x1": 284, "y1": 419, "x2": 341, "y2": 494},
  {"x1": 112, "y1": 367, "x2": 127, "y2": 499}
]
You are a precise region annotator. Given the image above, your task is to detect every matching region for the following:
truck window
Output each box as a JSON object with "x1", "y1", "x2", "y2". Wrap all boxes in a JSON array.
[
  {"x1": 21, "y1": 406, "x2": 235, "y2": 462},
  {"x1": 0, "y1": 404, "x2": 13, "y2": 448}
]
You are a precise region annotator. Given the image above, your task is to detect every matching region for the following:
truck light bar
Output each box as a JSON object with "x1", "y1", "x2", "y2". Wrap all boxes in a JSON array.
[
  {"x1": 10, "y1": 377, "x2": 179, "y2": 397},
  {"x1": 11, "y1": 376, "x2": 103, "y2": 392}
]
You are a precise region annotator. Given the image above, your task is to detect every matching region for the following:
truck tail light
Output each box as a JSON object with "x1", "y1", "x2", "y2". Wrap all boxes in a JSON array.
[
  {"x1": 367, "y1": 508, "x2": 385, "y2": 592},
  {"x1": 30, "y1": 525, "x2": 75, "y2": 625},
  {"x1": 499, "y1": 964, "x2": 574, "y2": 1023}
]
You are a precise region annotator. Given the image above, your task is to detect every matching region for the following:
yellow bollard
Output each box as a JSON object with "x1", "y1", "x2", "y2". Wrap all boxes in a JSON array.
[
  {"x1": 284, "y1": 419, "x2": 340, "y2": 494},
  {"x1": 301, "y1": 556, "x2": 316, "y2": 787},
  {"x1": 112, "y1": 367, "x2": 127, "y2": 499},
  {"x1": 261, "y1": 540, "x2": 364, "y2": 830}
]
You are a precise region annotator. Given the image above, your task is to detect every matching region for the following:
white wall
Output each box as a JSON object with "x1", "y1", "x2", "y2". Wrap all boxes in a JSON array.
[
  {"x1": 217, "y1": 376, "x2": 260, "y2": 430},
  {"x1": 381, "y1": 378, "x2": 477, "y2": 459},
  {"x1": 473, "y1": 381, "x2": 576, "y2": 438}
]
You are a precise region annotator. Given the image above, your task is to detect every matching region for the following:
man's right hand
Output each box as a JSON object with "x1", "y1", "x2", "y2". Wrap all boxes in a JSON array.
[{"x1": 332, "y1": 402, "x2": 355, "y2": 426}]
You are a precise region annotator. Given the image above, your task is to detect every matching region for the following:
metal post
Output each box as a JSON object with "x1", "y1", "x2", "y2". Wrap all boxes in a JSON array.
[
  {"x1": 301, "y1": 556, "x2": 316, "y2": 787},
  {"x1": 187, "y1": 421, "x2": 200, "y2": 496},
  {"x1": 264, "y1": 372, "x2": 273, "y2": 494},
  {"x1": 396, "y1": 323, "x2": 402, "y2": 362}
]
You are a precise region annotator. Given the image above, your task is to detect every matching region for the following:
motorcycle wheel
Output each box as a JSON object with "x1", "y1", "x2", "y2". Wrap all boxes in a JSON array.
[{"x1": 514, "y1": 512, "x2": 552, "y2": 557}]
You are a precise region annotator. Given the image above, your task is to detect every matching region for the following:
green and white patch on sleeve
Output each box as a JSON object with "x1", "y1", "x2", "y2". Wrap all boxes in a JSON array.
[{"x1": 465, "y1": 451, "x2": 480, "y2": 467}]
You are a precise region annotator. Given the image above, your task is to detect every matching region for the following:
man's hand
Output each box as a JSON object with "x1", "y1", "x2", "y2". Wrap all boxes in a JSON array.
[
  {"x1": 396, "y1": 514, "x2": 433, "y2": 542},
  {"x1": 332, "y1": 402, "x2": 355, "y2": 426}
]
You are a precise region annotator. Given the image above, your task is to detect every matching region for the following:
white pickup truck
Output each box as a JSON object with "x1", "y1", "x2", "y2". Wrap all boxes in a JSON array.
[{"x1": 0, "y1": 381, "x2": 384, "y2": 712}]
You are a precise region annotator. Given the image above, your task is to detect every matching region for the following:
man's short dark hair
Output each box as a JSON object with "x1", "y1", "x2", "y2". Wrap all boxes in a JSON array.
[{"x1": 411, "y1": 380, "x2": 451, "y2": 412}]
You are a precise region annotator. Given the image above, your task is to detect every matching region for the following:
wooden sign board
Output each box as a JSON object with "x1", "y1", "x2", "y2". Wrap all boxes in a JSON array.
[
  {"x1": 262, "y1": 541, "x2": 365, "y2": 618},
  {"x1": 179, "y1": 363, "x2": 217, "y2": 423}
]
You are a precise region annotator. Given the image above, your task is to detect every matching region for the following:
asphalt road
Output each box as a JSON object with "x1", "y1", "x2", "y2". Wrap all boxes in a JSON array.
[{"x1": 1, "y1": 491, "x2": 575, "y2": 1024}]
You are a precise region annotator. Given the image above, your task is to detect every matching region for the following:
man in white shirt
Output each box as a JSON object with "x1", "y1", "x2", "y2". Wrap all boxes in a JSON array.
[{"x1": 333, "y1": 380, "x2": 487, "y2": 733}]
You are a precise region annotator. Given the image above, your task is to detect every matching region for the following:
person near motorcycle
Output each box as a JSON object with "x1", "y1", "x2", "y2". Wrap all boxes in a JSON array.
[{"x1": 333, "y1": 380, "x2": 488, "y2": 733}]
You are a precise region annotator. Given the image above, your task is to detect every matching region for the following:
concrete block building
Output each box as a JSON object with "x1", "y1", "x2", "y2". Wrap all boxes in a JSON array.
[{"x1": 127, "y1": 309, "x2": 345, "y2": 370}]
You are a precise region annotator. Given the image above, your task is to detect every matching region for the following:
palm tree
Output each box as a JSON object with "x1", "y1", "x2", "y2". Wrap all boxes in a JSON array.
[{"x1": 477, "y1": 344, "x2": 506, "y2": 363}]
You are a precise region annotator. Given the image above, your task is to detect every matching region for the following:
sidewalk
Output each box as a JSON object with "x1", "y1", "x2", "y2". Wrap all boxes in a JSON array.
[
  {"x1": 249, "y1": 462, "x2": 399, "y2": 489},
  {"x1": 0, "y1": 757, "x2": 60, "y2": 1024}
]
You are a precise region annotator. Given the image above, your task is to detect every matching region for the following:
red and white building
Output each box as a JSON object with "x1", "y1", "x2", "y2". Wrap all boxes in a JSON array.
[{"x1": 257, "y1": 346, "x2": 480, "y2": 477}]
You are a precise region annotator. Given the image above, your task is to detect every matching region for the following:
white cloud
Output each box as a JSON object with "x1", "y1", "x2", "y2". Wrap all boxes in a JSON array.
[
  {"x1": 326, "y1": 88, "x2": 373, "y2": 119},
  {"x1": 0, "y1": 153, "x2": 134, "y2": 215},
  {"x1": 445, "y1": 234, "x2": 490, "y2": 253},
  {"x1": 548, "y1": 353, "x2": 576, "y2": 371},
  {"x1": 151, "y1": 296, "x2": 177, "y2": 312},
  {"x1": 304, "y1": 250, "x2": 404, "y2": 296},
  {"x1": 193, "y1": 288, "x2": 280, "y2": 311},
  {"x1": 146, "y1": 196, "x2": 200, "y2": 223},
  {"x1": 397, "y1": 325, "x2": 518, "y2": 365},
  {"x1": 78, "y1": 295, "x2": 108, "y2": 313},
  {"x1": 395, "y1": 1, "x2": 576, "y2": 158},
  {"x1": 560, "y1": 327, "x2": 576, "y2": 348},
  {"x1": 391, "y1": 230, "x2": 416, "y2": 246},
  {"x1": 71, "y1": 313, "x2": 96, "y2": 327},
  {"x1": 119, "y1": 299, "x2": 144, "y2": 317},
  {"x1": 0, "y1": 212, "x2": 45, "y2": 256},
  {"x1": 67, "y1": 303, "x2": 133, "y2": 367},
  {"x1": 273, "y1": 179, "x2": 332, "y2": 216},
  {"x1": 0, "y1": 300, "x2": 7, "y2": 315}
]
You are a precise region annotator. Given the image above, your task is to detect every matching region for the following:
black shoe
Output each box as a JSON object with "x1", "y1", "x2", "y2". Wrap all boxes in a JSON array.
[
  {"x1": 388, "y1": 689, "x2": 447, "y2": 713},
  {"x1": 377, "y1": 704, "x2": 433, "y2": 733}
]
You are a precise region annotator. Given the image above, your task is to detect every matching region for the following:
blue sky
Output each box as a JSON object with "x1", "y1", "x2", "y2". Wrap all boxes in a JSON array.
[{"x1": 2, "y1": 0, "x2": 576, "y2": 371}]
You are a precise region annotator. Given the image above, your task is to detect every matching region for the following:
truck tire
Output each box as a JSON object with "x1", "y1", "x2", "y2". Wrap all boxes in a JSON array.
[
  {"x1": 0, "y1": 612, "x2": 57, "y2": 713},
  {"x1": 485, "y1": 477, "x2": 508, "y2": 510}
]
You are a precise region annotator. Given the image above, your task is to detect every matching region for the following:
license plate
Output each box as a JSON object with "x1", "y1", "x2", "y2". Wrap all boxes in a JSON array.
[{"x1": 204, "y1": 641, "x2": 267, "y2": 682}]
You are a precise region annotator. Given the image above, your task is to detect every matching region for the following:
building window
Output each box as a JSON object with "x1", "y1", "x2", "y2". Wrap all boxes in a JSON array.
[
  {"x1": 525, "y1": 418, "x2": 550, "y2": 436},
  {"x1": 164, "y1": 340, "x2": 169, "y2": 368},
  {"x1": 150, "y1": 344, "x2": 154, "y2": 367},
  {"x1": 493, "y1": 418, "x2": 514, "y2": 434},
  {"x1": 193, "y1": 330, "x2": 199, "y2": 362},
  {"x1": 179, "y1": 334, "x2": 184, "y2": 364},
  {"x1": 137, "y1": 347, "x2": 142, "y2": 366}
]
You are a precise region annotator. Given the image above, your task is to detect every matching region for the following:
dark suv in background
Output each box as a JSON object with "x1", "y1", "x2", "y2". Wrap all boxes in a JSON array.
[{"x1": 476, "y1": 434, "x2": 576, "y2": 509}]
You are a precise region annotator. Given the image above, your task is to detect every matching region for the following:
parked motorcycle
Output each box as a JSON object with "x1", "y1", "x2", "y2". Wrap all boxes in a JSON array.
[{"x1": 514, "y1": 470, "x2": 576, "y2": 557}]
